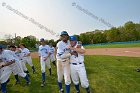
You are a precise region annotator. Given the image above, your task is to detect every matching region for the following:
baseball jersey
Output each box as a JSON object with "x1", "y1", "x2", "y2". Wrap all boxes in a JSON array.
[
  {"x1": 49, "y1": 47, "x2": 55, "y2": 54},
  {"x1": 56, "y1": 40, "x2": 71, "y2": 60},
  {"x1": 38, "y1": 45, "x2": 50, "y2": 57},
  {"x1": 70, "y1": 42, "x2": 85, "y2": 63},
  {"x1": 20, "y1": 48, "x2": 30, "y2": 57},
  {"x1": 1, "y1": 50, "x2": 15, "y2": 63}
]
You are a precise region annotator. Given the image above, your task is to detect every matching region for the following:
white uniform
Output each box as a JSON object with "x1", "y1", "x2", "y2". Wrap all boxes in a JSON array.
[
  {"x1": 11, "y1": 51, "x2": 27, "y2": 77},
  {"x1": 0, "y1": 50, "x2": 26, "y2": 84},
  {"x1": 14, "y1": 50, "x2": 28, "y2": 71},
  {"x1": 38, "y1": 45, "x2": 51, "y2": 73},
  {"x1": 20, "y1": 48, "x2": 33, "y2": 67},
  {"x1": 70, "y1": 43, "x2": 89, "y2": 88},
  {"x1": 49, "y1": 46, "x2": 56, "y2": 62},
  {"x1": 56, "y1": 40, "x2": 71, "y2": 85}
]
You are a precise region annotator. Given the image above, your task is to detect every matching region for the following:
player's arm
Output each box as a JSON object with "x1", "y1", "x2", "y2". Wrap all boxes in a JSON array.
[
  {"x1": 68, "y1": 46, "x2": 85, "y2": 54},
  {"x1": 0, "y1": 60, "x2": 15, "y2": 69},
  {"x1": 44, "y1": 46, "x2": 51, "y2": 61}
]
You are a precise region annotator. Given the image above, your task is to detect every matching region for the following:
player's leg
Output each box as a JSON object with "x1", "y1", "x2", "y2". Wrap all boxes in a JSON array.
[
  {"x1": 46, "y1": 57, "x2": 51, "y2": 76},
  {"x1": 50, "y1": 54, "x2": 56, "y2": 67},
  {"x1": 40, "y1": 57, "x2": 46, "y2": 87},
  {"x1": 21, "y1": 60, "x2": 30, "y2": 76},
  {"x1": 78, "y1": 63, "x2": 90, "y2": 93},
  {"x1": 12, "y1": 63, "x2": 31, "y2": 86},
  {"x1": 26, "y1": 57, "x2": 36, "y2": 74},
  {"x1": 63, "y1": 61, "x2": 71, "y2": 93},
  {"x1": 70, "y1": 64, "x2": 80, "y2": 93},
  {"x1": 57, "y1": 60, "x2": 64, "y2": 93},
  {"x1": 16, "y1": 62, "x2": 31, "y2": 85},
  {"x1": 0, "y1": 67, "x2": 12, "y2": 93}
]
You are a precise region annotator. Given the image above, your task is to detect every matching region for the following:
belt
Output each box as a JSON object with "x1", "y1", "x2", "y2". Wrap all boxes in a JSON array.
[{"x1": 70, "y1": 63, "x2": 82, "y2": 65}]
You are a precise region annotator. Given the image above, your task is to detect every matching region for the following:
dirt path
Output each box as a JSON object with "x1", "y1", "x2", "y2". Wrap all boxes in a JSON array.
[{"x1": 31, "y1": 47, "x2": 140, "y2": 58}]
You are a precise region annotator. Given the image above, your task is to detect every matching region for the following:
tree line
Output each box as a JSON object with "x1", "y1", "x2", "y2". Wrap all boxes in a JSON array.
[
  {"x1": 1, "y1": 21, "x2": 140, "y2": 48},
  {"x1": 75, "y1": 21, "x2": 140, "y2": 45}
]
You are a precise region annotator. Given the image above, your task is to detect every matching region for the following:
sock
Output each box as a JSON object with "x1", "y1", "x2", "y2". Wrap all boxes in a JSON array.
[
  {"x1": 52, "y1": 61, "x2": 56, "y2": 67},
  {"x1": 14, "y1": 75, "x2": 20, "y2": 82},
  {"x1": 58, "y1": 82, "x2": 62, "y2": 90},
  {"x1": 65, "y1": 84, "x2": 70, "y2": 93},
  {"x1": 75, "y1": 84, "x2": 80, "y2": 92},
  {"x1": 24, "y1": 75, "x2": 30, "y2": 82},
  {"x1": 24, "y1": 70, "x2": 30, "y2": 77},
  {"x1": 49, "y1": 68, "x2": 52, "y2": 75},
  {"x1": 32, "y1": 66, "x2": 35, "y2": 72},
  {"x1": 42, "y1": 72, "x2": 46, "y2": 81},
  {"x1": 86, "y1": 87, "x2": 90, "y2": 93},
  {"x1": 1, "y1": 82, "x2": 7, "y2": 93}
]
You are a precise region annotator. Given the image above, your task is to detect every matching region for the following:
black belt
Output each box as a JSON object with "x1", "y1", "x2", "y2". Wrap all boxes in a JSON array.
[{"x1": 70, "y1": 63, "x2": 82, "y2": 65}]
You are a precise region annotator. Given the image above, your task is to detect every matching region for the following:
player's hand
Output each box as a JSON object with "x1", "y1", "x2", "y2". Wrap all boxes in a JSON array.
[
  {"x1": 44, "y1": 57, "x2": 47, "y2": 61},
  {"x1": 67, "y1": 45, "x2": 72, "y2": 49},
  {"x1": 71, "y1": 51, "x2": 78, "y2": 57}
]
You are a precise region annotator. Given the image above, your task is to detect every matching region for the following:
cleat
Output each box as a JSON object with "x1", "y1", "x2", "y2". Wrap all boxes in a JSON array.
[
  {"x1": 41, "y1": 81, "x2": 45, "y2": 87},
  {"x1": 76, "y1": 91, "x2": 80, "y2": 93},
  {"x1": 59, "y1": 89, "x2": 64, "y2": 93},
  {"x1": 136, "y1": 68, "x2": 140, "y2": 72},
  {"x1": 13, "y1": 81, "x2": 20, "y2": 86},
  {"x1": 25, "y1": 82, "x2": 31, "y2": 86}
]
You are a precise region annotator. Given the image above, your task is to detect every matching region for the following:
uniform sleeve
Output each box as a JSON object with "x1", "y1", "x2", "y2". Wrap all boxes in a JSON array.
[
  {"x1": 6, "y1": 51, "x2": 15, "y2": 62},
  {"x1": 25, "y1": 48, "x2": 30, "y2": 54}
]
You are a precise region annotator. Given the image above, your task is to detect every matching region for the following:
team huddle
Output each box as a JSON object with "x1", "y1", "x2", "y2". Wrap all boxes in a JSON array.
[{"x1": 0, "y1": 31, "x2": 90, "y2": 93}]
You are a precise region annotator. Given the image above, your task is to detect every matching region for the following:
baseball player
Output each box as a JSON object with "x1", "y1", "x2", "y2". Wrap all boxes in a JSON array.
[
  {"x1": 19, "y1": 43, "x2": 36, "y2": 74},
  {"x1": 38, "y1": 38, "x2": 51, "y2": 87},
  {"x1": 49, "y1": 44, "x2": 56, "y2": 67},
  {"x1": 0, "y1": 45, "x2": 30, "y2": 93},
  {"x1": 56, "y1": 31, "x2": 71, "y2": 93},
  {"x1": 68, "y1": 36, "x2": 90, "y2": 93},
  {"x1": 9, "y1": 45, "x2": 30, "y2": 85}
]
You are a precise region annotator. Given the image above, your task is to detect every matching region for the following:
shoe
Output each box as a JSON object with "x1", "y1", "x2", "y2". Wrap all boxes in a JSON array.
[
  {"x1": 25, "y1": 82, "x2": 31, "y2": 86},
  {"x1": 136, "y1": 68, "x2": 140, "y2": 72},
  {"x1": 33, "y1": 71, "x2": 36, "y2": 74},
  {"x1": 41, "y1": 81, "x2": 45, "y2": 87},
  {"x1": 13, "y1": 81, "x2": 20, "y2": 86},
  {"x1": 59, "y1": 89, "x2": 64, "y2": 93},
  {"x1": 76, "y1": 91, "x2": 80, "y2": 93}
]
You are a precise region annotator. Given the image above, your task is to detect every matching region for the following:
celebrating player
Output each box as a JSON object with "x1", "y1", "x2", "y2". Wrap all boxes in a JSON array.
[
  {"x1": 68, "y1": 36, "x2": 91, "y2": 93},
  {"x1": 56, "y1": 31, "x2": 71, "y2": 93},
  {"x1": 38, "y1": 38, "x2": 51, "y2": 87},
  {"x1": 9, "y1": 45, "x2": 30, "y2": 85},
  {"x1": 0, "y1": 45, "x2": 30, "y2": 93},
  {"x1": 19, "y1": 43, "x2": 36, "y2": 74}
]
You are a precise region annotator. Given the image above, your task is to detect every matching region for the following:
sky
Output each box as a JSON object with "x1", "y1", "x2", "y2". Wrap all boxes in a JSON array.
[{"x1": 0, "y1": 0, "x2": 140, "y2": 40}]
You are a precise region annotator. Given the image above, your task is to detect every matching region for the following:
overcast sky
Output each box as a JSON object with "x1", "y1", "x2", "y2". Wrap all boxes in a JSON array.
[{"x1": 0, "y1": 0, "x2": 140, "y2": 40}]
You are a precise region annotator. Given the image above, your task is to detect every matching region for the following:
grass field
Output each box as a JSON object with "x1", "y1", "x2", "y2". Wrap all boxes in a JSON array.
[
  {"x1": 84, "y1": 43, "x2": 140, "y2": 49},
  {"x1": 6, "y1": 55, "x2": 140, "y2": 93}
]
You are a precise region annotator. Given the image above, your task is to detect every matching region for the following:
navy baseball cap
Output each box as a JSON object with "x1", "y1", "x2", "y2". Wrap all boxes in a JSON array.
[
  {"x1": 60, "y1": 31, "x2": 69, "y2": 36},
  {"x1": 70, "y1": 36, "x2": 77, "y2": 41},
  {"x1": 40, "y1": 38, "x2": 45, "y2": 42}
]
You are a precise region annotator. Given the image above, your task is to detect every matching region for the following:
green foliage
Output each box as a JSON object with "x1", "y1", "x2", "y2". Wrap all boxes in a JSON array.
[{"x1": 76, "y1": 21, "x2": 140, "y2": 44}]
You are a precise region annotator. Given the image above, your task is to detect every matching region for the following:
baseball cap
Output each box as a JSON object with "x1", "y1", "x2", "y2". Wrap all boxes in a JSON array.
[
  {"x1": 40, "y1": 38, "x2": 45, "y2": 42},
  {"x1": 70, "y1": 36, "x2": 77, "y2": 41},
  {"x1": 60, "y1": 31, "x2": 69, "y2": 36}
]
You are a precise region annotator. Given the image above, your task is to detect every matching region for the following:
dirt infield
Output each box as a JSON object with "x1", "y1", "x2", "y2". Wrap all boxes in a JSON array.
[{"x1": 31, "y1": 47, "x2": 140, "y2": 58}]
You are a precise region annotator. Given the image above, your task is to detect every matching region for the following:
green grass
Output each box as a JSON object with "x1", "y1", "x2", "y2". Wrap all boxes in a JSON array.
[
  {"x1": 85, "y1": 43, "x2": 140, "y2": 49},
  {"x1": 6, "y1": 55, "x2": 140, "y2": 93}
]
